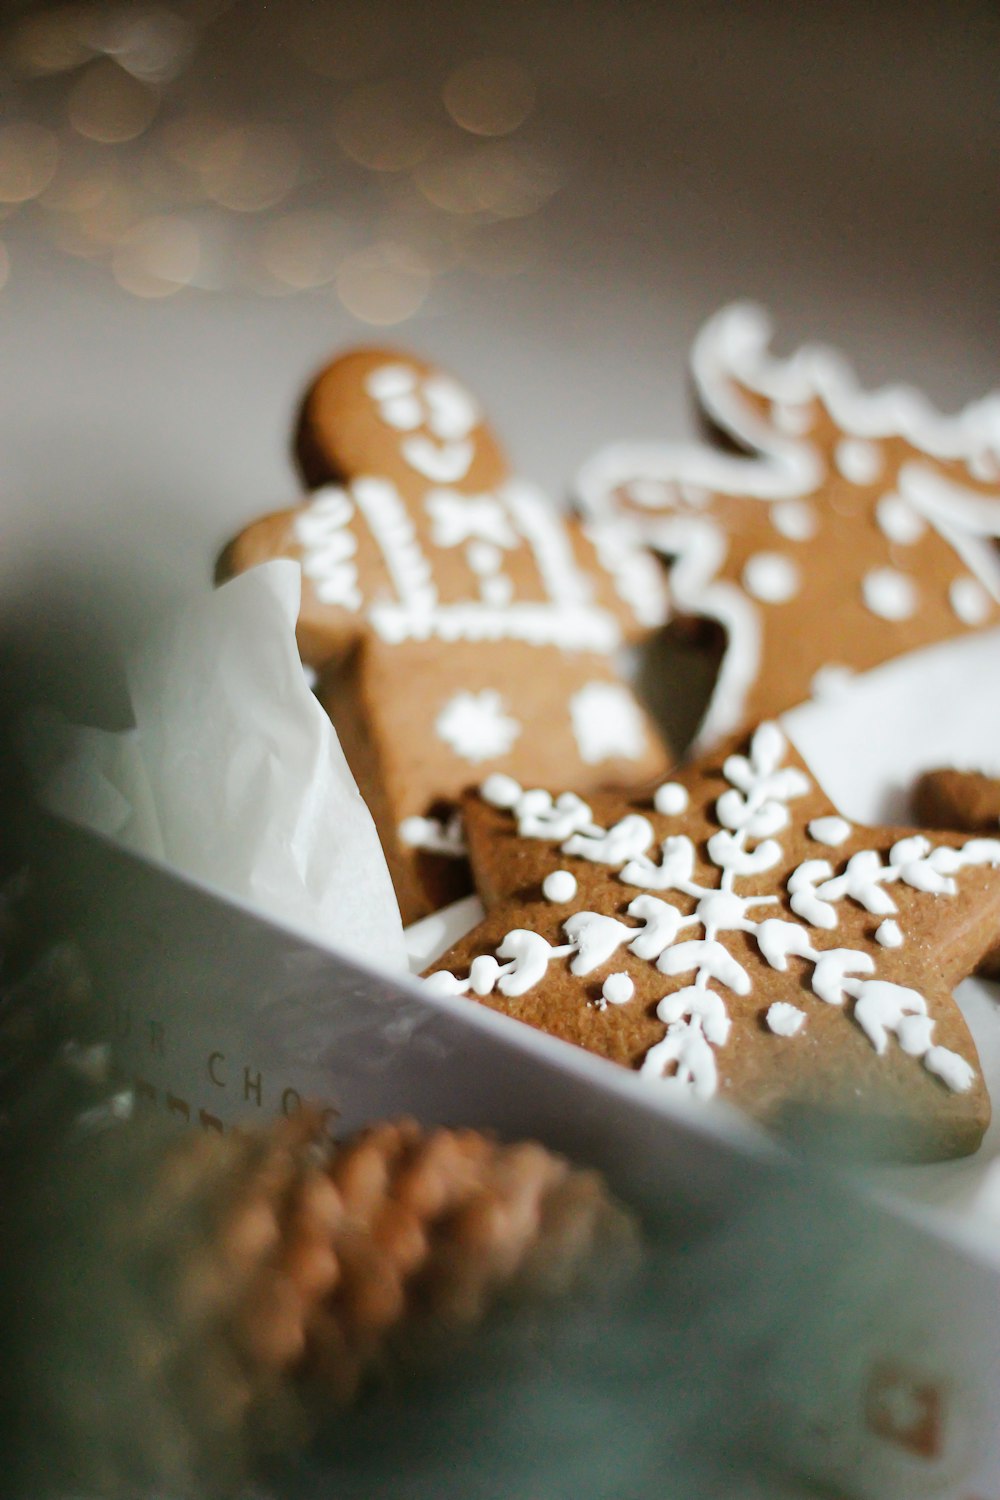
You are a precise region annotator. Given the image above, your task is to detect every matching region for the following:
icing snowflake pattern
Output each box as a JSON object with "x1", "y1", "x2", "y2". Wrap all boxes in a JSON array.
[
  {"x1": 435, "y1": 690, "x2": 521, "y2": 763},
  {"x1": 427, "y1": 724, "x2": 1000, "y2": 1100}
]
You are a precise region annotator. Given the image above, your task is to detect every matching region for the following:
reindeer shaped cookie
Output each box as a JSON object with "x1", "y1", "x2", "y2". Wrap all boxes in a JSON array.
[
  {"x1": 577, "y1": 303, "x2": 1000, "y2": 748},
  {"x1": 219, "y1": 350, "x2": 670, "y2": 921}
]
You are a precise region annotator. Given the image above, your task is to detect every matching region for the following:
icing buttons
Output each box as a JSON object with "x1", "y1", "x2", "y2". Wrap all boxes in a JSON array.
[
  {"x1": 950, "y1": 576, "x2": 991, "y2": 626},
  {"x1": 653, "y1": 781, "x2": 689, "y2": 816},
  {"x1": 766, "y1": 1002, "x2": 807, "y2": 1037},
  {"x1": 770, "y1": 500, "x2": 818, "y2": 541},
  {"x1": 542, "y1": 869, "x2": 577, "y2": 903},
  {"x1": 876, "y1": 493, "x2": 925, "y2": 545},
  {"x1": 808, "y1": 816, "x2": 851, "y2": 847},
  {"x1": 742, "y1": 551, "x2": 800, "y2": 604},
  {"x1": 601, "y1": 972, "x2": 634, "y2": 1006},
  {"x1": 835, "y1": 437, "x2": 883, "y2": 486},
  {"x1": 862, "y1": 567, "x2": 918, "y2": 621}
]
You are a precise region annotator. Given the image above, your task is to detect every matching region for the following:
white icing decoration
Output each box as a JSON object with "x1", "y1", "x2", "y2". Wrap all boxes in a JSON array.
[
  {"x1": 564, "y1": 814, "x2": 654, "y2": 865},
  {"x1": 771, "y1": 401, "x2": 814, "y2": 435},
  {"x1": 809, "y1": 664, "x2": 854, "y2": 701},
  {"x1": 542, "y1": 870, "x2": 577, "y2": 903},
  {"x1": 366, "y1": 364, "x2": 481, "y2": 482},
  {"x1": 563, "y1": 912, "x2": 635, "y2": 975},
  {"x1": 582, "y1": 518, "x2": 670, "y2": 628},
  {"x1": 574, "y1": 302, "x2": 1000, "y2": 746},
  {"x1": 950, "y1": 576, "x2": 991, "y2": 626},
  {"x1": 862, "y1": 567, "x2": 918, "y2": 621},
  {"x1": 766, "y1": 1002, "x2": 806, "y2": 1037},
  {"x1": 835, "y1": 437, "x2": 882, "y2": 486},
  {"x1": 770, "y1": 500, "x2": 817, "y2": 540},
  {"x1": 366, "y1": 365, "x2": 413, "y2": 402},
  {"x1": 352, "y1": 476, "x2": 437, "y2": 613},
  {"x1": 875, "y1": 919, "x2": 903, "y2": 948},
  {"x1": 368, "y1": 600, "x2": 620, "y2": 652},
  {"x1": 435, "y1": 690, "x2": 520, "y2": 763},
  {"x1": 494, "y1": 930, "x2": 566, "y2": 996},
  {"x1": 425, "y1": 492, "x2": 517, "y2": 550},
  {"x1": 294, "y1": 487, "x2": 362, "y2": 610},
  {"x1": 480, "y1": 772, "x2": 522, "y2": 809},
  {"x1": 466, "y1": 541, "x2": 503, "y2": 575},
  {"x1": 569, "y1": 681, "x2": 648, "y2": 765},
  {"x1": 402, "y1": 435, "x2": 474, "y2": 484},
  {"x1": 808, "y1": 816, "x2": 851, "y2": 847},
  {"x1": 398, "y1": 813, "x2": 466, "y2": 858},
  {"x1": 515, "y1": 788, "x2": 596, "y2": 841},
  {"x1": 923, "y1": 1046, "x2": 976, "y2": 1093},
  {"x1": 653, "y1": 782, "x2": 689, "y2": 816},
  {"x1": 876, "y1": 493, "x2": 925, "y2": 545},
  {"x1": 601, "y1": 972, "x2": 634, "y2": 1006},
  {"x1": 431, "y1": 725, "x2": 995, "y2": 1099},
  {"x1": 742, "y1": 551, "x2": 800, "y2": 604}
]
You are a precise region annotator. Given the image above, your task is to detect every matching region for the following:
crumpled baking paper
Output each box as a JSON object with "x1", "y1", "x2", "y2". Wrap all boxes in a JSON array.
[{"x1": 30, "y1": 560, "x2": 408, "y2": 972}]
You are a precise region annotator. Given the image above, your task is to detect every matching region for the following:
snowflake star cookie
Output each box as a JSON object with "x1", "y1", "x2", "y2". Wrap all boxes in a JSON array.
[
  {"x1": 424, "y1": 723, "x2": 1000, "y2": 1160},
  {"x1": 576, "y1": 303, "x2": 1000, "y2": 747},
  {"x1": 218, "y1": 348, "x2": 669, "y2": 921}
]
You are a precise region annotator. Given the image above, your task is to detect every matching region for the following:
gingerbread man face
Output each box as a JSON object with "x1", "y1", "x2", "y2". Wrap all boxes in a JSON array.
[
  {"x1": 576, "y1": 304, "x2": 1000, "y2": 747},
  {"x1": 426, "y1": 722, "x2": 1000, "y2": 1160},
  {"x1": 296, "y1": 349, "x2": 508, "y2": 497},
  {"x1": 220, "y1": 349, "x2": 670, "y2": 921}
]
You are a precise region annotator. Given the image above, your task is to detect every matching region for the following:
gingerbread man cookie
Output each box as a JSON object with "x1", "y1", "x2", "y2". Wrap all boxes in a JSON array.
[
  {"x1": 577, "y1": 304, "x2": 1000, "y2": 747},
  {"x1": 425, "y1": 722, "x2": 1000, "y2": 1160},
  {"x1": 218, "y1": 350, "x2": 670, "y2": 922}
]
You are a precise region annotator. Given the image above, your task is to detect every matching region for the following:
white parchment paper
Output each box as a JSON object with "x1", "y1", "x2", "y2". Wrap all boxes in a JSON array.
[{"x1": 33, "y1": 560, "x2": 408, "y2": 972}]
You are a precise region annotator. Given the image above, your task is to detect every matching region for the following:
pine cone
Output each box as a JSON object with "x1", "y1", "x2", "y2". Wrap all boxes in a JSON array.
[
  {"x1": 8, "y1": 1112, "x2": 637, "y2": 1496},
  {"x1": 305, "y1": 1117, "x2": 640, "y2": 1405}
]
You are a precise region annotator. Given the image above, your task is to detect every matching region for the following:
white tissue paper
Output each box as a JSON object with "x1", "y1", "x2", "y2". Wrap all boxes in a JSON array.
[{"x1": 33, "y1": 560, "x2": 408, "y2": 972}]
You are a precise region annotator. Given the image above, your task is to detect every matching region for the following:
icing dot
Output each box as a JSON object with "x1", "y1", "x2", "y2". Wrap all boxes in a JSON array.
[
  {"x1": 742, "y1": 551, "x2": 800, "y2": 604},
  {"x1": 467, "y1": 541, "x2": 502, "y2": 575},
  {"x1": 808, "y1": 816, "x2": 851, "y2": 847},
  {"x1": 875, "y1": 493, "x2": 925, "y2": 545},
  {"x1": 770, "y1": 401, "x2": 814, "y2": 435},
  {"x1": 835, "y1": 437, "x2": 882, "y2": 486},
  {"x1": 542, "y1": 869, "x2": 577, "y2": 903},
  {"x1": 770, "y1": 500, "x2": 818, "y2": 541},
  {"x1": 862, "y1": 567, "x2": 918, "y2": 621},
  {"x1": 481, "y1": 772, "x2": 522, "y2": 809},
  {"x1": 875, "y1": 919, "x2": 903, "y2": 948},
  {"x1": 653, "y1": 781, "x2": 689, "y2": 816},
  {"x1": 602, "y1": 972, "x2": 634, "y2": 1006},
  {"x1": 766, "y1": 1003, "x2": 807, "y2": 1037},
  {"x1": 950, "y1": 576, "x2": 991, "y2": 627}
]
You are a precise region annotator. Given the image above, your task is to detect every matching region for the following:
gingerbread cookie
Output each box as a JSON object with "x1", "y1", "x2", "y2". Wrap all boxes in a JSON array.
[
  {"x1": 576, "y1": 304, "x2": 1000, "y2": 747},
  {"x1": 424, "y1": 722, "x2": 1000, "y2": 1160},
  {"x1": 914, "y1": 767, "x2": 1000, "y2": 835},
  {"x1": 218, "y1": 349, "x2": 670, "y2": 921},
  {"x1": 913, "y1": 765, "x2": 1000, "y2": 979}
]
